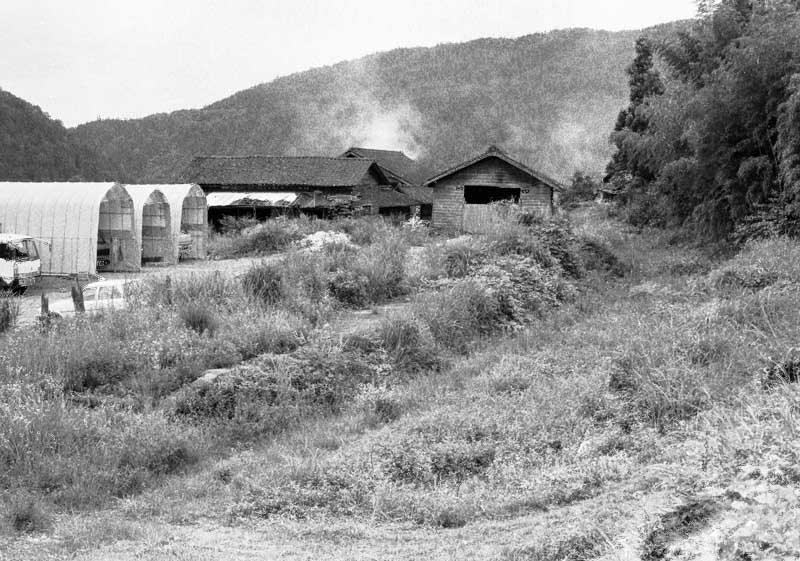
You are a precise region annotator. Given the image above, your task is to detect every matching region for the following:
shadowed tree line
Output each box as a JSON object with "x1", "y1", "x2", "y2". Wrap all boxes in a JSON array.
[
  {"x1": 0, "y1": 89, "x2": 119, "y2": 182},
  {"x1": 606, "y1": 0, "x2": 800, "y2": 240}
]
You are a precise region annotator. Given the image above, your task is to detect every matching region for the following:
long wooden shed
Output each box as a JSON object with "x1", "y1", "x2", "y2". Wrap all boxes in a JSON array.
[
  {"x1": 424, "y1": 146, "x2": 563, "y2": 232},
  {"x1": 180, "y1": 155, "x2": 420, "y2": 221}
]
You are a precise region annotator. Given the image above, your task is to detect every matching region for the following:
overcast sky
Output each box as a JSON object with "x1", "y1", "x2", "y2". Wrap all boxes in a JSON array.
[{"x1": 0, "y1": 0, "x2": 697, "y2": 127}]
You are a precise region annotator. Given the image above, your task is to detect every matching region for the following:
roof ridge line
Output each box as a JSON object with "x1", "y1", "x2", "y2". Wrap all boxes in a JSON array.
[{"x1": 192, "y1": 155, "x2": 362, "y2": 161}]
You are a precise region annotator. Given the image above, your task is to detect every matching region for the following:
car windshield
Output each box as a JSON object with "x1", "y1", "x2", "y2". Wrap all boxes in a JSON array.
[
  {"x1": 19, "y1": 239, "x2": 39, "y2": 260},
  {"x1": 0, "y1": 239, "x2": 38, "y2": 261}
]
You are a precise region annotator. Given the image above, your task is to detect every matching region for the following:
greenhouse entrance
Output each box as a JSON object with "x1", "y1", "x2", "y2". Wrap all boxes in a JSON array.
[
  {"x1": 140, "y1": 191, "x2": 172, "y2": 264},
  {"x1": 97, "y1": 190, "x2": 138, "y2": 272},
  {"x1": 179, "y1": 188, "x2": 207, "y2": 260}
]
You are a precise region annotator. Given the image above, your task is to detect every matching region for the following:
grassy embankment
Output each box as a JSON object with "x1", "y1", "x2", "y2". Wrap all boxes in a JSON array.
[{"x1": 2, "y1": 206, "x2": 800, "y2": 560}]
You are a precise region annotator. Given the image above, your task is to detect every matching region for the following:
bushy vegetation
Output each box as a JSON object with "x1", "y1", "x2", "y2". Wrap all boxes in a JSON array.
[
  {"x1": 0, "y1": 389, "x2": 201, "y2": 509},
  {"x1": 607, "y1": 1, "x2": 800, "y2": 240},
  {"x1": 238, "y1": 221, "x2": 412, "y2": 314},
  {"x1": 15, "y1": 207, "x2": 800, "y2": 558},
  {"x1": 0, "y1": 215, "x2": 593, "y2": 526},
  {"x1": 208, "y1": 216, "x2": 312, "y2": 258},
  {"x1": 195, "y1": 206, "x2": 799, "y2": 559},
  {"x1": 559, "y1": 171, "x2": 599, "y2": 209}
]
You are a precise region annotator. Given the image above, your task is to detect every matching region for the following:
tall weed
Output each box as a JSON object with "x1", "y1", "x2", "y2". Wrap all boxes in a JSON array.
[
  {"x1": 413, "y1": 279, "x2": 508, "y2": 353},
  {"x1": 0, "y1": 388, "x2": 201, "y2": 508},
  {"x1": 0, "y1": 296, "x2": 20, "y2": 333}
]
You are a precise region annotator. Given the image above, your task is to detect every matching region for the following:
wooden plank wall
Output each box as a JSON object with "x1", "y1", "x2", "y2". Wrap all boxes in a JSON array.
[{"x1": 431, "y1": 157, "x2": 553, "y2": 230}]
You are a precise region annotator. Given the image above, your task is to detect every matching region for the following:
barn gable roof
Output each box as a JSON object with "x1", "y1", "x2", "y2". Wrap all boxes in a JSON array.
[
  {"x1": 423, "y1": 146, "x2": 564, "y2": 192},
  {"x1": 180, "y1": 156, "x2": 390, "y2": 187},
  {"x1": 340, "y1": 147, "x2": 428, "y2": 185},
  {"x1": 397, "y1": 185, "x2": 434, "y2": 205},
  {"x1": 356, "y1": 185, "x2": 422, "y2": 208}
]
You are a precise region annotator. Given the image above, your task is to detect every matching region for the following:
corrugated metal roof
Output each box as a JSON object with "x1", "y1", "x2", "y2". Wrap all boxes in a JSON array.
[{"x1": 206, "y1": 191, "x2": 299, "y2": 207}]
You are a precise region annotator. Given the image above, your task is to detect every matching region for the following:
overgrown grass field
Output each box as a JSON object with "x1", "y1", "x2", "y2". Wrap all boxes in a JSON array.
[{"x1": 2, "y1": 207, "x2": 799, "y2": 560}]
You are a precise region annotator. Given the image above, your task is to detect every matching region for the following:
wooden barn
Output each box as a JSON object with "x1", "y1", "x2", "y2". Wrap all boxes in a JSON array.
[
  {"x1": 180, "y1": 155, "x2": 421, "y2": 224},
  {"x1": 340, "y1": 147, "x2": 434, "y2": 219},
  {"x1": 424, "y1": 146, "x2": 563, "y2": 232}
]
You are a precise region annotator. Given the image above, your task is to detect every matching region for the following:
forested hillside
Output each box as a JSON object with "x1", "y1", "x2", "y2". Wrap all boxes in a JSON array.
[
  {"x1": 608, "y1": 0, "x2": 800, "y2": 239},
  {"x1": 71, "y1": 27, "x2": 672, "y2": 183},
  {"x1": 0, "y1": 89, "x2": 118, "y2": 181}
]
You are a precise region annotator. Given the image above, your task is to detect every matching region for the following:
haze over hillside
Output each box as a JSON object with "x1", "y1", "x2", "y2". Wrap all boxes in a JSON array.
[{"x1": 70, "y1": 27, "x2": 669, "y2": 184}]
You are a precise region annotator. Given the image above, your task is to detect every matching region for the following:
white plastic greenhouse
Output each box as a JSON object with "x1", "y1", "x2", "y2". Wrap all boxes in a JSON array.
[
  {"x1": 125, "y1": 185, "x2": 175, "y2": 265},
  {"x1": 0, "y1": 182, "x2": 139, "y2": 276},
  {"x1": 145, "y1": 184, "x2": 207, "y2": 261}
]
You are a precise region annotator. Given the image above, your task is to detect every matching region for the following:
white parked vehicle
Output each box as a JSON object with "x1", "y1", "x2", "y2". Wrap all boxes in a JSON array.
[
  {"x1": 47, "y1": 279, "x2": 132, "y2": 318},
  {"x1": 178, "y1": 232, "x2": 193, "y2": 260},
  {"x1": 0, "y1": 234, "x2": 42, "y2": 294}
]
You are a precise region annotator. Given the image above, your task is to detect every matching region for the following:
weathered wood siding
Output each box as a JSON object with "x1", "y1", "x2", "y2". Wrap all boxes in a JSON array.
[
  {"x1": 462, "y1": 205, "x2": 519, "y2": 234},
  {"x1": 431, "y1": 157, "x2": 554, "y2": 230}
]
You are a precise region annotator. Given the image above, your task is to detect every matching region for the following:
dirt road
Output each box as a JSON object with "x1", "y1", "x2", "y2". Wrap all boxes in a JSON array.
[{"x1": 14, "y1": 257, "x2": 267, "y2": 326}]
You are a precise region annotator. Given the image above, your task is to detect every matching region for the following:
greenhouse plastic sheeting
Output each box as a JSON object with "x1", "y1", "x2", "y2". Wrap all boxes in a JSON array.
[{"x1": 0, "y1": 182, "x2": 139, "y2": 276}]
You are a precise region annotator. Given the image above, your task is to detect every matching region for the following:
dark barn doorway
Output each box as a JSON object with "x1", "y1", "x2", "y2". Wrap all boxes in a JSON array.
[{"x1": 464, "y1": 185, "x2": 520, "y2": 204}]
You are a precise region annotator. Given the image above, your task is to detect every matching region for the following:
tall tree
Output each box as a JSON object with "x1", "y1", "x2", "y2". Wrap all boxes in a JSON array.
[
  {"x1": 605, "y1": 37, "x2": 665, "y2": 187},
  {"x1": 606, "y1": 1, "x2": 800, "y2": 238}
]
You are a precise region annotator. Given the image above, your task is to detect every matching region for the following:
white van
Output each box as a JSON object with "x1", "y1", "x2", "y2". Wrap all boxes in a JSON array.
[
  {"x1": 48, "y1": 279, "x2": 132, "y2": 318},
  {"x1": 0, "y1": 234, "x2": 42, "y2": 293}
]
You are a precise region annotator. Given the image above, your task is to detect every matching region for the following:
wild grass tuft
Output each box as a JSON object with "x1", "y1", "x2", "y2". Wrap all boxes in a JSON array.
[
  {"x1": 0, "y1": 389, "x2": 202, "y2": 509},
  {"x1": 179, "y1": 303, "x2": 218, "y2": 335},
  {"x1": 0, "y1": 295, "x2": 19, "y2": 333},
  {"x1": 3, "y1": 491, "x2": 51, "y2": 533},
  {"x1": 376, "y1": 313, "x2": 442, "y2": 376},
  {"x1": 413, "y1": 279, "x2": 508, "y2": 353},
  {"x1": 241, "y1": 262, "x2": 284, "y2": 305},
  {"x1": 328, "y1": 230, "x2": 409, "y2": 306}
]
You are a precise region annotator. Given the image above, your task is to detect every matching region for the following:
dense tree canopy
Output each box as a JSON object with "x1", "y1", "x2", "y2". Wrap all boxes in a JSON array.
[
  {"x1": 0, "y1": 89, "x2": 118, "y2": 181},
  {"x1": 608, "y1": 0, "x2": 800, "y2": 239}
]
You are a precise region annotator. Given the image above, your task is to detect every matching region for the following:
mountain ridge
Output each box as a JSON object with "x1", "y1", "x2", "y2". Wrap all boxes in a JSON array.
[
  {"x1": 66, "y1": 24, "x2": 683, "y2": 184},
  {"x1": 0, "y1": 88, "x2": 119, "y2": 182}
]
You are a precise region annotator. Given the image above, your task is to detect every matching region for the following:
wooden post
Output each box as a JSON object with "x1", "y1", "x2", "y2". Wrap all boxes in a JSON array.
[
  {"x1": 40, "y1": 293, "x2": 49, "y2": 316},
  {"x1": 71, "y1": 281, "x2": 85, "y2": 313},
  {"x1": 165, "y1": 275, "x2": 173, "y2": 306}
]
